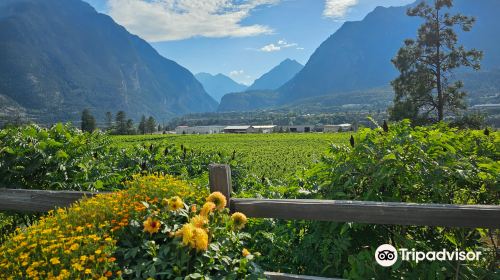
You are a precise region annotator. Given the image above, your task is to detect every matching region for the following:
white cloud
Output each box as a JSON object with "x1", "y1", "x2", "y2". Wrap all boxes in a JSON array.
[
  {"x1": 229, "y1": 70, "x2": 245, "y2": 77},
  {"x1": 259, "y1": 39, "x2": 298, "y2": 52},
  {"x1": 107, "y1": 0, "x2": 278, "y2": 42},
  {"x1": 323, "y1": 0, "x2": 358, "y2": 19}
]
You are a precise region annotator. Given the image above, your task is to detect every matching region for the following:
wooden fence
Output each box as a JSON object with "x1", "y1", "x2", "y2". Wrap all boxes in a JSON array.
[{"x1": 1, "y1": 164, "x2": 499, "y2": 279}]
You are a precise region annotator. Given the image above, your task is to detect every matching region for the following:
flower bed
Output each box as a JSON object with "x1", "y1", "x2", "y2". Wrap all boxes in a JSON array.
[{"x1": 0, "y1": 175, "x2": 263, "y2": 279}]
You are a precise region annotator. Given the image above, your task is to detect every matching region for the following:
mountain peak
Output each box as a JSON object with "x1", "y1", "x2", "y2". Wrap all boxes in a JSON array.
[
  {"x1": 195, "y1": 73, "x2": 247, "y2": 103},
  {"x1": 247, "y1": 59, "x2": 303, "y2": 91}
]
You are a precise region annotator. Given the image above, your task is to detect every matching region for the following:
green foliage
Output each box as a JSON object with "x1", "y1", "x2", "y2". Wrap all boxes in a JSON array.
[
  {"x1": 81, "y1": 109, "x2": 96, "y2": 133},
  {"x1": 116, "y1": 193, "x2": 263, "y2": 279},
  {"x1": 391, "y1": 0, "x2": 483, "y2": 122},
  {"x1": 112, "y1": 133, "x2": 349, "y2": 182},
  {"x1": 246, "y1": 120, "x2": 499, "y2": 278},
  {"x1": 0, "y1": 123, "x2": 121, "y2": 191},
  {"x1": 0, "y1": 123, "x2": 241, "y2": 192}
]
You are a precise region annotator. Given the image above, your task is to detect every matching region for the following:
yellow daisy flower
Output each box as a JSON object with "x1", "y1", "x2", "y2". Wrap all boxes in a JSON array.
[
  {"x1": 190, "y1": 215, "x2": 208, "y2": 228},
  {"x1": 231, "y1": 212, "x2": 247, "y2": 230},
  {"x1": 200, "y1": 202, "x2": 216, "y2": 216},
  {"x1": 143, "y1": 217, "x2": 162, "y2": 234},
  {"x1": 168, "y1": 196, "x2": 184, "y2": 211},
  {"x1": 206, "y1": 192, "x2": 227, "y2": 210}
]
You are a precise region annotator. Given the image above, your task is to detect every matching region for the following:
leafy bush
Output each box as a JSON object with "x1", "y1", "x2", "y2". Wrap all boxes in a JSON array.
[
  {"x1": 0, "y1": 175, "x2": 263, "y2": 279},
  {"x1": 0, "y1": 124, "x2": 237, "y2": 192},
  {"x1": 247, "y1": 121, "x2": 499, "y2": 279},
  {"x1": 0, "y1": 123, "x2": 121, "y2": 191}
]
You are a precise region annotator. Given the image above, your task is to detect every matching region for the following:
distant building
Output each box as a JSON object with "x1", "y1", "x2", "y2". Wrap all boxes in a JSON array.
[
  {"x1": 224, "y1": 126, "x2": 252, "y2": 134},
  {"x1": 175, "y1": 126, "x2": 225, "y2": 134},
  {"x1": 251, "y1": 125, "x2": 277, "y2": 134},
  {"x1": 323, "y1": 124, "x2": 352, "y2": 132},
  {"x1": 284, "y1": 125, "x2": 314, "y2": 133}
]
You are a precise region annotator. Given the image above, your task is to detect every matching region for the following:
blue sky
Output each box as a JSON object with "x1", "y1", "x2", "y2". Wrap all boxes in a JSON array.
[{"x1": 84, "y1": 0, "x2": 414, "y2": 85}]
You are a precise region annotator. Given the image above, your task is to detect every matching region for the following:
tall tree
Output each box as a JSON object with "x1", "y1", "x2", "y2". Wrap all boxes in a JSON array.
[
  {"x1": 138, "y1": 115, "x2": 147, "y2": 135},
  {"x1": 105, "y1": 112, "x2": 113, "y2": 131},
  {"x1": 81, "y1": 109, "x2": 96, "y2": 133},
  {"x1": 146, "y1": 116, "x2": 156, "y2": 134},
  {"x1": 126, "y1": 119, "x2": 136, "y2": 135},
  {"x1": 115, "y1": 111, "x2": 128, "y2": 135},
  {"x1": 390, "y1": 0, "x2": 482, "y2": 122}
]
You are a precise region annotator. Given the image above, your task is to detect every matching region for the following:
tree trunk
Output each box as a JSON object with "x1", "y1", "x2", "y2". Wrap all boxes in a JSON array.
[{"x1": 436, "y1": 8, "x2": 444, "y2": 121}]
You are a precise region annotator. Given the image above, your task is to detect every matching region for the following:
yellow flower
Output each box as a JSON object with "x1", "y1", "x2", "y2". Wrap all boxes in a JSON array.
[
  {"x1": 206, "y1": 192, "x2": 227, "y2": 210},
  {"x1": 72, "y1": 263, "x2": 84, "y2": 271},
  {"x1": 168, "y1": 196, "x2": 184, "y2": 211},
  {"x1": 58, "y1": 269, "x2": 70, "y2": 278},
  {"x1": 95, "y1": 249, "x2": 102, "y2": 255},
  {"x1": 231, "y1": 212, "x2": 247, "y2": 230},
  {"x1": 190, "y1": 215, "x2": 207, "y2": 228},
  {"x1": 49, "y1": 257, "x2": 60, "y2": 265},
  {"x1": 176, "y1": 223, "x2": 209, "y2": 251},
  {"x1": 177, "y1": 223, "x2": 195, "y2": 246},
  {"x1": 143, "y1": 217, "x2": 162, "y2": 234},
  {"x1": 85, "y1": 269, "x2": 92, "y2": 275},
  {"x1": 242, "y1": 248, "x2": 251, "y2": 257},
  {"x1": 192, "y1": 228, "x2": 209, "y2": 251},
  {"x1": 69, "y1": 243, "x2": 79, "y2": 251},
  {"x1": 200, "y1": 202, "x2": 216, "y2": 216}
]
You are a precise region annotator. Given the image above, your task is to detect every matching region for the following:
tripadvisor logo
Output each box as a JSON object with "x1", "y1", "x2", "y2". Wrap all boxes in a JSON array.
[{"x1": 375, "y1": 244, "x2": 482, "y2": 267}]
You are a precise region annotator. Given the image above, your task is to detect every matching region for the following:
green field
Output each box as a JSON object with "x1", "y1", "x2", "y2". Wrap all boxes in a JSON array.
[{"x1": 112, "y1": 133, "x2": 350, "y2": 179}]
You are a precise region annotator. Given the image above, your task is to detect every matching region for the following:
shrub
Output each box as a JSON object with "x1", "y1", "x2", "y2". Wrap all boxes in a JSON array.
[
  {"x1": 0, "y1": 123, "x2": 121, "y2": 191},
  {"x1": 0, "y1": 175, "x2": 263, "y2": 279},
  {"x1": 247, "y1": 121, "x2": 499, "y2": 279}
]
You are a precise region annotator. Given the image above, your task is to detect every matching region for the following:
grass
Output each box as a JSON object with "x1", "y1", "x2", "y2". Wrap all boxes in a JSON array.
[{"x1": 111, "y1": 133, "x2": 350, "y2": 179}]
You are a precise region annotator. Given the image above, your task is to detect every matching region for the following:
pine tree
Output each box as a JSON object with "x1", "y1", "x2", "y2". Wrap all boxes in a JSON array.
[
  {"x1": 126, "y1": 119, "x2": 136, "y2": 135},
  {"x1": 390, "y1": 0, "x2": 482, "y2": 123},
  {"x1": 115, "y1": 111, "x2": 127, "y2": 135},
  {"x1": 146, "y1": 116, "x2": 156, "y2": 134},
  {"x1": 138, "y1": 115, "x2": 147, "y2": 135},
  {"x1": 105, "y1": 112, "x2": 113, "y2": 131},
  {"x1": 81, "y1": 109, "x2": 96, "y2": 133}
]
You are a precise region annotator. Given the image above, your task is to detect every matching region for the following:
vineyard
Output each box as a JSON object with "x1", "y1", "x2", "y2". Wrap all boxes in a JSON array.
[
  {"x1": 0, "y1": 122, "x2": 498, "y2": 279},
  {"x1": 112, "y1": 133, "x2": 349, "y2": 180}
]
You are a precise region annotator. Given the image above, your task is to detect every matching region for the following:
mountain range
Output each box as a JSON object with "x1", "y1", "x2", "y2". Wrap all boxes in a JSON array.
[
  {"x1": 218, "y1": 59, "x2": 303, "y2": 112},
  {"x1": 195, "y1": 73, "x2": 247, "y2": 103},
  {"x1": 0, "y1": 0, "x2": 217, "y2": 123},
  {"x1": 246, "y1": 59, "x2": 303, "y2": 91},
  {"x1": 219, "y1": 0, "x2": 500, "y2": 112}
]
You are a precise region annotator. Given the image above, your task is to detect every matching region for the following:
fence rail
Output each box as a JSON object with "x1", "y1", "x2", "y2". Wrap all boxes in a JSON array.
[{"x1": 1, "y1": 164, "x2": 500, "y2": 279}]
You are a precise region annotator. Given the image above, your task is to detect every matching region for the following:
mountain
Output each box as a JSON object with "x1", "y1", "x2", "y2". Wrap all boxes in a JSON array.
[
  {"x1": 278, "y1": 0, "x2": 500, "y2": 104},
  {"x1": 218, "y1": 90, "x2": 279, "y2": 112},
  {"x1": 247, "y1": 59, "x2": 303, "y2": 91},
  {"x1": 218, "y1": 59, "x2": 302, "y2": 112},
  {"x1": 195, "y1": 73, "x2": 247, "y2": 103},
  {"x1": 0, "y1": 0, "x2": 217, "y2": 123}
]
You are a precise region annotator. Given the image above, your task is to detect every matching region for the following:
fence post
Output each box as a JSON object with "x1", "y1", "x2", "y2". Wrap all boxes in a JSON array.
[{"x1": 208, "y1": 164, "x2": 232, "y2": 209}]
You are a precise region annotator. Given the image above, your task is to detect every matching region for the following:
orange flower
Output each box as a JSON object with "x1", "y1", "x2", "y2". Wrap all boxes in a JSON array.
[{"x1": 143, "y1": 217, "x2": 161, "y2": 234}]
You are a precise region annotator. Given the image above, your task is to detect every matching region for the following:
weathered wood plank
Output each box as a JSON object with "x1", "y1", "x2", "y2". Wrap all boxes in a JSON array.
[
  {"x1": 208, "y1": 164, "x2": 232, "y2": 207},
  {"x1": 231, "y1": 198, "x2": 500, "y2": 228},
  {"x1": 264, "y1": 272, "x2": 341, "y2": 280},
  {"x1": 0, "y1": 188, "x2": 98, "y2": 212}
]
